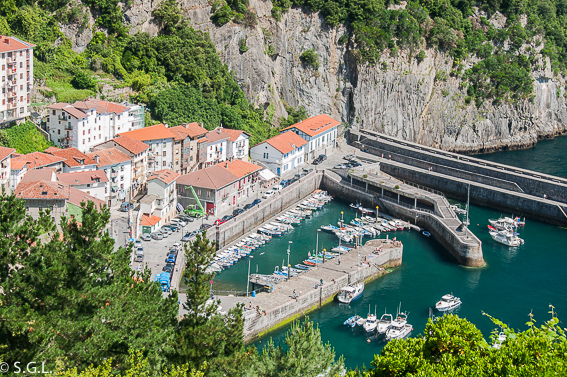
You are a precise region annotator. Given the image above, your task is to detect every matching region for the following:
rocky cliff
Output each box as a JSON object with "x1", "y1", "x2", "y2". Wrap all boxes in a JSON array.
[{"x1": 68, "y1": 0, "x2": 567, "y2": 153}]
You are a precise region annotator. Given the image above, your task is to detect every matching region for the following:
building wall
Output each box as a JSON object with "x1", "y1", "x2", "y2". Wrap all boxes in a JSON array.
[
  {"x1": 0, "y1": 155, "x2": 10, "y2": 194},
  {"x1": 10, "y1": 165, "x2": 26, "y2": 191},
  {"x1": 0, "y1": 45, "x2": 33, "y2": 123},
  {"x1": 69, "y1": 181, "x2": 107, "y2": 202},
  {"x1": 100, "y1": 160, "x2": 132, "y2": 207},
  {"x1": 231, "y1": 134, "x2": 249, "y2": 161},
  {"x1": 148, "y1": 179, "x2": 177, "y2": 222},
  {"x1": 62, "y1": 163, "x2": 97, "y2": 174},
  {"x1": 146, "y1": 138, "x2": 173, "y2": 173},
  {"x1": 173, "y1": 140, "x2": 182, "y2": 173},
  {"x1": 205, "y1": 139, "x2": 227, "y2": 166},
  {"x1": 250, "y1": 142, "x2": 304, "y2": 176},
  {"x1": 23, "y1": 198, "x2": 66, "y2": 224},
  {"x1": 291, "y1": 127, "x2": 337, "y2": 162}
]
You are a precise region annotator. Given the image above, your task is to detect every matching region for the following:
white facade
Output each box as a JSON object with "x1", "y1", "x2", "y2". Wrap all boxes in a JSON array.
[
  {"x1": 0, "y1": 150, "x2": 12, "y2": 193},
  {"x1": 65, "y1": 181, "x2": 107, "y2": 202},
  {"x1": 147, "y1": 174, "x2": 178, "y2": 223},
  {"x1": 227, "y1": 133, "x2": 249, "y2": 161},
  {"x1": 10, "y1": 162, "x2": 27, "y2": 191},
  {"x1": 250, "y1": 142, "x2": 305, "y2": 176},
  {"x1": 0, "y1": 37, "x2": 34, "y2": 124},
  {"x1": 206, "y1": 139, "x2": 227, "y2": 166},
  {"x1": 97, "y1": 159, "x2": 132, "y2": 206},
  {"x1": 46, "y1": 100, "x2": 141, "y2": 153},
  {"x1": 146, "y1": 138, "x2": 174, "y2": 173},
  {"x1": 289, "y1": 127, "x2": 337, "y2": 162}
]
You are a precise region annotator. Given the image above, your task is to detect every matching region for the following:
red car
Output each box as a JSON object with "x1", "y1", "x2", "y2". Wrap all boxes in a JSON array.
[{"x1": 213, "y1": 219, "x2": 226, "y2": 226}]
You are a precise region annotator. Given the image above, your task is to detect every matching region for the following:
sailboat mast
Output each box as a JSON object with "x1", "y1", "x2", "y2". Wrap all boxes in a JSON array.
[{"x1": 465, "y1": 183, "x2": 470, "y2": 239}]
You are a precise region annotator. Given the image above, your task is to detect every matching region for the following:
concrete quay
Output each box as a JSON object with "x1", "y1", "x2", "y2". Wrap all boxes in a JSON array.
[{"x1": 241, "y1": 239, "x2": 403, "y2": 342}]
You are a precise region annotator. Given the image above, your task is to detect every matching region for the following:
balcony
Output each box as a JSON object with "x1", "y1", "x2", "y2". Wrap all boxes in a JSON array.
[
  {"x1": 7, "y1": 81, "x2": 16, "y2": 88},
  {"x1": 6, "y1": 56, "x2": 15, "y2": 63},
  {"x1": 65, "y1": 136, "x2": 73, "y2": 140},
  {"x1": 7, "y1": 91, "x2": 16, "y2": 98},
  {"x1": 64, "y1": 125, "x2": 73, "y2": 130},
  {"x1": 58, "y1": 115, "x2": 67, "y2": 121}
]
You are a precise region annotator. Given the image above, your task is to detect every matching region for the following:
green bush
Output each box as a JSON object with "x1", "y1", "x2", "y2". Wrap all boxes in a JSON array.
[
  {"x1": 416, "y1": 50, "x2": 426, "y2": 63},
  {"x1": 300, "y1": 49, "x2": 320, "y2": 69},
  {"x1": 72, "y1": 70, "x2": 97, "y2": 91},
  {"x1": 239, "y1": 37, "x2": 248, "y2": 53},
  {"x1": 4, "y1": 121, "x2": 51, "y2": 154}
]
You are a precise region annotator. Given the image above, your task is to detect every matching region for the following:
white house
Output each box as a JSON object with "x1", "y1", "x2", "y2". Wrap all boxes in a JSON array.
[
  {"x1": 143, "y1": 169, "x2": 179, "y2": 224},
  {"x1": 0, "y1": 36, "x2": 34, "y2": 124},
  {"x1": 117, "y1": 124, "x2": 175, "y2": 173},
  {"x1": 222, "y1": 128, "x2": 250, "y2": 161},
  {"x1": 45, "y1": 147, "x2": 98, "y2": 173},
  {"x1": 249, "y1": 131, "x2": 308, "y2": 176},
  {"x1": 281, "y1": 114, "x2": 340, "y2": 162},
  {"x1": 10, "y1": 158, "x2": 26, "y2": 192},
  {"x1": 204, "y1": 128, "x2": 228, "y2": 167},
  {"x1": 0, "y1": 146, "x2": 15, "y2": 193},
  {"x1": 46, "y1": 100, "x2": 141, "y2": 153},
  {"x1": 86, "y1": 148, "x2": 132, "y2": 207},
  {"x1": 57, "y1": 170, "x2": 109, "y2": 203}
]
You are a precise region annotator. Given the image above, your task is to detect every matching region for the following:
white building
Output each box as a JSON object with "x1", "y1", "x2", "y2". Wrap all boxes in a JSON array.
[
  {"x1": 204, "y1": 128, "x2": 228, "y2": 167},
  {"x1": 45, "y1": 147, "x2": 98, "y2": 173},
  {"x1": 281, "y1": 114, "x2": 340, "y2": 162},
  {"x1": 117, "y1": 124, "x2": 175, "y2": 173},
  {"x1": 249, "y1": 131, "x2": 308, "y2": 176},
  {"x1": 0, "y1": 36, "x2": 34, "y2": 124},
  {"x1": 10, "y1": 158, "x2": 26, "y2": 192},
  {"x1": 87, "y1": 148, "x2": 132, "y2": 207},
  {"x1": 223, "y1": 128, "x2": 250, "y2": 161},
  {"x1": 46, "y1": 100, "x2": 142, "y2": 153},
  {"x1": 143, "y1": 169, "x2": 179, "y2": 224},
  {"x1": 0, "y1": 146, "x2": 15, "y2": 193},
  {"x1": 57, "y1": 170, "x2": 109, "y2": 203}
]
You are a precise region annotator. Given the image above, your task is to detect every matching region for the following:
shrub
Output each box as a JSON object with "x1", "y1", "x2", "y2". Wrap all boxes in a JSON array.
[
  {"x1": 416, "y1": 50, "x2": 426, "y2": 64},
  {"x1": 71, "y1": 70, "x2": 97, "y2": 91},
  {"x1": 300, "y1": 49, "x2": 320, "y2": 69},
  {"x1": 239, "y1": 38, "x2": 248, "y2": 53}
]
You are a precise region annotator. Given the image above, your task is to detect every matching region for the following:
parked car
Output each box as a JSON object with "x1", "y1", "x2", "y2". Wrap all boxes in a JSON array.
[
  {"x1": 168, "y1": 248, "x2": 178, "y2": 257},
  {"x1": 151, "y1": 232, "x2": 163, "y2": 240},
  {"x1": 172, "y1": 242, "x2": 182, "y2": 250},
  {"x1": 179, "y1": 215, "x2": 194, "y2": 222},
  {"x1": 263, "y1": 190, "x2": 275, "y2": 199},
  {"x1": 303, "y1": 167, "x2": 314, "y2": 174},
  {"x1": 171, "y1": 218, "x2": 187, "y2": 227},
  {"x1": 200, "y1": 223, "x2": 212, "y2": 231},
  {"x1": 289, "y1": 177, "x2": 298, "y2": 184},
  {"x1": 213, "y1": 218, "x2": 226, "y2": 226},
  {"x1": 181, "y1": 233, "x2": 193, "y2": 242},
  {"x1": 232, "y1": 208, "x2": 244, "y2": 216},
  {"x1": 134, "y1": 254, "x2": 144, "y2": 262},
  {"x1": 134, "y1": 239, "x2": 142, "y2": 248},
  {"x1": 135, "y1": 247, "x2": 144, "y2": 256},
  {"x1": 243, "y1": 203, "x2": 254, "y2": 211},
  {"x1": 222, "y1": 215, "x2": 233, "y2": 222},
  {"x1": 120, "y1": 202, "x2": 134, "y2": 212},
  {"x1": 344, "y1": 154, "x2": 356, "y2": 161},
  {"x1": 349, "y1": 160, "x2": 362, "y2": 167},
  {"x1": 161, "y1": 226, "x2": 172, "y2": 234},
  {"x1": 166, "y1": 254, "x2": 176, "y2": 263},
  {"x1": 252, "y1": 199, "x2": 261, "y2": 206},
  {"x1": 165, "y1": 224, "x2": 179, "y2": 232},
  {"x1": 162, "y1": 264, "x2": 174, "y2": 273},
  {"x1": 313, "y1": 154, "x2": 327, "y2": 165},
  {"x1": 334, "y1": 163, "x2": 350, "y2": 169}
]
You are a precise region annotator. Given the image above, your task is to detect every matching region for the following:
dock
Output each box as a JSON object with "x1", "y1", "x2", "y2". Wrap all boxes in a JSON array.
[{"x1": 241, "y1": 239, "x2": 403, "y2": 342}]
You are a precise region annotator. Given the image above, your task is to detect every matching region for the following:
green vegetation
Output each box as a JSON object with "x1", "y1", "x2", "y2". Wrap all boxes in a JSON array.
[
  {"x1": 300, "y1": 49, "x2": 320, "y2": 69},
  {"x1": 239, "y1": 37, "x2": 249, "y2": 53},
  {"x1": 0, "y1": 121, "x2": 51, "y2": 153},
  {"x1": 72, "y1": 70, "x2": 98, "y2": 91}
]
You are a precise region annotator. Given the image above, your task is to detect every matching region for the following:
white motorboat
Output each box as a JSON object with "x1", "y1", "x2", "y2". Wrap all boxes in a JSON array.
[
  {"x1": 435, "y1": 294, "x2": 462, "y2": 312},
  {"x1": 376, "y1": 312, "x2": 394, "y2": 334},
  {"x1": 356, "y1": 316, "x2": 366, "y2": 326},
  {"x1": 385, "y1": 312, "x2": 412, "y2": 341},
  {"x1": 450, "y1": 205, "x2": 467, "y2": 215},
  {"x1": 331, "y1": 245, "x2": 352, "y2": 253},
  {"x1": 363, "y1": 307, "x2": 378, "y2": 333},
  {"x1": 489, "y1": 230, "x2": 523, "y2": 246},
  {"x1": 321, "y1": 224, "x2": 340, "y2": 232},
  {"x1": 337, "y1": 282, "x2": 364, "y2": 304}
]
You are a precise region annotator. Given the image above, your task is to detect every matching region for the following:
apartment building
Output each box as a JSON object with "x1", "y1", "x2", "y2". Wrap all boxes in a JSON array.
[
  {"x1": 281, "y1": 114, "x2": 340, "y2": 162},
  {"x1": 86, "y1": 148, "x2": 132, "y2": 207},
  {"x1": 0, "y1": 146, "x2": 15, "y2": 193},
  {"x1": 0, "y1": 36, "x2": 34, "y2": 124},
  {"x1": 223, "y1": 128, "x2": 250, "y2": 161},
  {"x1": 57, "y1": 170, "x2": 109, "y2": 202},
  {"x1": 45, "y1": 147, "x2": 98, "y2": 173},
  {"x1": 46, "y1": 100, "x2": 143, "y2": 153},
  {"x1": 117, "y1": 123, "x2": 175, "y2": 173},
  {"x1": 204, "y1": 128, "x2": 229, "y2": 168},
  {"x1": 169, "y1": 122, "x2": 208, "y2": 174},
  {"x1": 146, "y1": 169, "x2": 179, "y2": 223},
  {"x1": 249, "y1": 131, "x2": 307, "y2": 176}
]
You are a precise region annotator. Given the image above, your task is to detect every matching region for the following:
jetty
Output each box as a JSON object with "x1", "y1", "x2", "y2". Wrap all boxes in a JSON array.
[{"x1": 241, "y1": 239, "x2": 403, "y2": 342}]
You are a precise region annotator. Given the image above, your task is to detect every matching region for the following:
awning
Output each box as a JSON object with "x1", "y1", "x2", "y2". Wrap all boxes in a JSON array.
[
  {"x1": 259, "y1": 169, "x2": 276, "y2": 181},
  {"x1": 177, "y1": 203, "x2": 184, "y2": 212}
]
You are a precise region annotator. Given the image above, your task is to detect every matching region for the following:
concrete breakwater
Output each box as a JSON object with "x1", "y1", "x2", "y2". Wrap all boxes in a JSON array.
[{"x1": 243, "y1": 239, "x2": 402, "y2": 342}]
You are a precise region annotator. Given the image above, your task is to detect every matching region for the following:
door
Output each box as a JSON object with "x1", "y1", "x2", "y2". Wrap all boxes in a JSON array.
[
  {"x1": 206, "y1": 202, "x2": 215, "y2": 215},
  {"x1": 277, "y1": 167, "x2": 280, "y2": 175}
]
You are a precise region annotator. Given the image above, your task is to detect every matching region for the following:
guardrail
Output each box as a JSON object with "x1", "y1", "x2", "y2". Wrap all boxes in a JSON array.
[{"x1": 379, "y1": 195, "x2": 437, "y2": 216}]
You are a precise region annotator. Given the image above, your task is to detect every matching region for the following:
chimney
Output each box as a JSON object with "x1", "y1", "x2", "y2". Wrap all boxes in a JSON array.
[
  {"x1": 94, "y1": 155, "x2": 99, "y2": 163},
  {"x1": 225, "y1": 163, "x2": 228, "y2": 168},
  {"x1": 4, "y1": 38, "x2": 9, "y2": 45}
]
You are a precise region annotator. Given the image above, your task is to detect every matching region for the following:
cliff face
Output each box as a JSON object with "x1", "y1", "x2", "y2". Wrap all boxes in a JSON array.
[{"x1": 116, "y1": 0, "x2": 567, "y2": 153}]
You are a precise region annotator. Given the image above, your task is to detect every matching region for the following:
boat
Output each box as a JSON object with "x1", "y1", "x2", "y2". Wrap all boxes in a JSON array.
[
  {"x1": 337, "y1": 282, "x2": 365, "y2": 304},
  {"x1": 489, "y1": 229, "x2": 523, "y2": 246},
  {"x1": 385, "y1": 311, "x2": 412, "y2": 341},
  {"x1": 344, "y1": 315, "x2": 362, "y2": 327},
  {"x1": 435, "y1": 294, "x2": 462, "y2": 312},
  {"x1": 450, "y1": 204, "x2": 467, "y2": 215},
  {"x1": 331, "y1": 245, "x2": 352, "y2": 253},
  {"x1": 321, "y1": 224, "x2": 340, "y2": 232},
  {"x1": 376, "y1": 311, "x2": 394, "y2": 334},
  {"x1": 422, "y1": 230, "x2": 431, "y2": 237},
  {"x1": 358, "y1": 207, "x2": 374, "y2": 215},
  {"x1": 363, "y1": 305, "x2": 378, "y2": 333},
  {"x1": 294, "y1": 264, "x2": 311, "y2": 270}
]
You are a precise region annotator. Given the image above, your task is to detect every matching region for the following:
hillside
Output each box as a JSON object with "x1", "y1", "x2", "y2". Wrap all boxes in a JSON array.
[{"x1": 3, "y1": 0, "x2": 567, "y2": 151}]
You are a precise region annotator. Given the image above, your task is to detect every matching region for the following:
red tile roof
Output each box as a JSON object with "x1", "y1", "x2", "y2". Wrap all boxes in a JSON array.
[
  {"x1": 47, "y1": 103, "x2": 69, "y2": 110},
  {"x1": 0, "y1": 36, "x2": 35, "y2": 52},
  {"x1": 282, "y1": 114, "x2": 340, "y2": 137},
  {"x1": 11, "y1": 152, "x2": 66, "y2": 169},
  {"x1": 48, "y1": 148, "x2": 98, "y2": 167},
  {"x1": 44, "y1": 146, "x2": 61, "y2": 153},
  {"x1": 21, "y1": 168, "x2": 57, "y2": 183},
  {"x1": 222, "y1": 160, "x2": 262, "y2": 178},
  {"x1": 10, "y1": 160, "x2": 27, "y2": 170},
  {"x1": 0, "y1": 146, "x2": 15, "y2": 161},
  {"x1": 206, "y1": 128, "x2": 229, "y2": 143},
  {"x1": 117, "y1": 124, "x2": 176, "y2": 142},
  {"x1": 168, "y1": 126, "x2": 189, "y2": 142},
  {"x1": 63, "y1": 107, "x2": 88, "y2": 119},
  {"x1": 140, "y1": 214, "x2": 162, "y2": 226},
  {"x1": 86, "y1": 148, "x2": 131, "y2": 167},
  {"x1": 177, "y1": 165, "x2": 239, "y2": 190},
  {"x1": 14, "y1": 180, "x2": 69, "y2": 200},
  {"x1": 68, "y1": 187, "x2": 105, "y2": 209},
  {"x1": 57, "y1": 170, "x2": 109, "y2": 185},
  {"x1": 222, "y1": 128, "x2": 250, "y2": 142},
  {"x1": 182, "y1": 122, "x2": 208, "y2": 138},
  {"x1": 148, "y1": 169, "x2": 180, "y2": 184},
  {"x1": 72, "y1": 99, "x2": 130, "y2": 114},
  {"x1": 109, "y1": 135, "x2": 149, "y2": 155},
  {"x1": 262, "y1": 131, "x2": 308, "y2": 154}
]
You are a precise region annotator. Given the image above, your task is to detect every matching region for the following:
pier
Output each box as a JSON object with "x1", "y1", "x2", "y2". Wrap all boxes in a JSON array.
[
  {"x1": 349, "y1": 129, "x2": 567, "y2": 226},
  {"x1": 242, "y1": 239, "x2": 402, "y2": 342}
]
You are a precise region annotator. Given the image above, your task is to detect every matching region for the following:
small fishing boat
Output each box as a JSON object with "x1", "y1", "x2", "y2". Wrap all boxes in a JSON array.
[
  {"x1": 344, "y1": 315, "x2": 363, "y2": 328},
  {"x1": 435, "y1": 294, "x2": 462, "y2": 312},
  {"x1": 321, "y1": 224, "x2": 340, "y2": 232},
  {"x1": 337, "y1": 282, "x2": 364, "y2": 304},
  {"x1": 385, "y1": 311, "x2": 412, "y2": 341},
  {"x1": 331, "y1": 245, "x2": 352, "y2": 253},
  {"x1": 450, "y1": 205, "x2": 467, "y2": 215},
  {"x1": 294, "y1": 264, "x2": 311, "y2": 270},
  {"x1": 363, "y1": 307, "x2": 378, "y2": 333},
  {"x1": 376, "y1": 311, "x2": 394, "y2": 334},
  {"x1": 489, "y1": 230, "x2": 523, "y2": 246}
]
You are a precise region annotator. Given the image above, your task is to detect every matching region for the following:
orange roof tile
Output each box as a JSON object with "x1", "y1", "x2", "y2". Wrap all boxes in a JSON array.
[
  {"x1": 0, "y1": 146, "x2": 15, "y2": 161},
  {"x1": 182, "y1": 122, "x2": 208, "y2": 138},
  {"x1": 148, "y1": 169, "x2": 180, "y2": 184},
  {"x1": 140, "y1": 214, "x2": 162, "y2": 226},
  {"x1": 47, "y1": 103, "x2": 69, "y2": 110},
  {"x1": 0, "y1": 36, "x2": 35, "y2": 52},
  {"x1": 57, "y1": 170, "x2": 109, "y2": 185},
  {"x1": 86, "y1": 148, "x2": 131, "y2": 167},
  {"x1": 177, "y1": 165, "x2": 239, "y2": 190},
  {"x1": 262, "y1": 131, "x2": 308, "y2": 154},
  {"x1": 14, "y1": 180, "x2": 69, "y2": 200},
  {"x1": 21, "y1": 168, "x2": 57, "y2": 183},
  {"x1": 109, "y1": 135, "x2": 149, "y2": 155},
  {"x1": 10, "y1": 160, "x2": 27, "y2": 170},
  {"x1": 44, "y1": 146, "x2": 61, "y2": 153},
  {"x1": 222, "y1": 160, "x2": 261, "y2": 178},
  {"x1": 222, "y1": 128, "x2": 250, "y2": 142},
  {"x1": 282, "y1": 114, "x2": 340, "y2": 137},
  {"x1": 168, "y1": 126, "x2": 189, "y2": 142},
  {"x1": 206, "y1": 129, "x2": 229, "y2": 143},
  {"x1": 72, "y1": 99, "x2": 129, "y2": 114},
  {"x1": 48, "y1": 148, "x2": 98, "y2": 168},
  {"x1": 117, "y1": 124, "x2": 176, "y2": 142},
  {"x1": 11, "y1": 152, "x2": 66, "y2": 169},
  {"x1": 68, "y1": 187, "x2": 105, "y2": 209}
]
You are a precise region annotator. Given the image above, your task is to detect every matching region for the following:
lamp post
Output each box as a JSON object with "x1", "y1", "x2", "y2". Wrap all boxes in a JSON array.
[
  {"x1": 246, "y1": 256, "x2": 254, "y2": 297},
  {"x1": 316, "y1": 229, "x2": 321, "y2": 256},
  {"x1": 323, "y1": 248, "x2": 326, "y2": 263},
  {"x1": 340, "y1": 211, "x2": 344, "y2": 228},
  {"x1": 287, "y1": 241, "x2": 292, "y2": 281},
  {"x1": 376, "y1": 206, "x2": 379, "y2": 221}
]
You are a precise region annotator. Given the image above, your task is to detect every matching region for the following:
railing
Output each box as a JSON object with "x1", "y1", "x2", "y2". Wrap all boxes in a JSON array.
[
  {"x1": 399, "y1": 179, "x2": 446, "y2": 198},
  {"x1": 380, "y1": 195, "x2": 437, "y2": 215},
  {"x1": 64, "y1": 125, "x2": 73, "y2": 130}
]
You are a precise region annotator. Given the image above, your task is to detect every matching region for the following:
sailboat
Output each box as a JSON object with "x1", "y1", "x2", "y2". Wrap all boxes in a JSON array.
[{"x1": 337, "y1": 245, "x2": 364, "y2": 303}]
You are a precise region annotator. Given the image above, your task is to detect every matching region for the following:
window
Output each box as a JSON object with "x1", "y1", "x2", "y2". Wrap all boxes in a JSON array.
[
  {"x1": 98, "y1": 125, "x2": 101, "y2": 130},
  {"x1": 162, "y1": 151, "x2": 166, "y2": 157},
  {"x1": 88, "y1": 129, "x2": 90, "y2": 134},
  {"x1": 19, "y1": 107, "x2": 24, "y2": 114},
  {"x1": 83, "y1": 130, "x2": 85, "y2": 135},
  {"x1": 58, "y1": 129, "x2": 60, "y2": 135},
  {"x1": 162, "y1": 161, "x2": 166, "y2": 166},
  {"x1": 207, "y1": 191, "x2": 210, "y2": 198},
  {"x1": 88, "y1": 137, "x2": 90, "y2": 142},
  {"x1": 20, "y1": 62, "x2": 22, "y2": 68},
  {"x1": 1, "y1": 65, "x2": 3, "y2": 70},
  {"x1": 20, "y1": 73, "x2": 23, "y2": 79}
]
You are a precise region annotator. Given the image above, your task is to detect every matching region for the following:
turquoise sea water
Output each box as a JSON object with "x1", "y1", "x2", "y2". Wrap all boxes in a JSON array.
[{"x1": 213, "y1": 137, "x2": 567, "y2": 370}]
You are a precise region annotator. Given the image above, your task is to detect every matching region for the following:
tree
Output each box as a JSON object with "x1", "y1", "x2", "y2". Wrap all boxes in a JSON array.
[
  {"x1": 416, "y1": 50, "x2": 426, "y2": 63},
  {"x1": 72, "y1": 70, "x2": 97, "y2": 91},
  {"x1": 300, "y1": 49, "x2": 320, "y2": 69},
  {"x1": 153, "y1": 0, "x2": 182, "y2": 34},
  {"x1": 249, "y1": 318, "x2": 344, "y2": 376},
  {"x1": 0, "y1": 129, "x2": 9, "y2": 146}
]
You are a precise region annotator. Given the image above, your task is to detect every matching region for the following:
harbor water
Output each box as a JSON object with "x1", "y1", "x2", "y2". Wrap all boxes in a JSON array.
[{"x1": 213, "y1": 137, "x2": 567, "y2": 370}]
